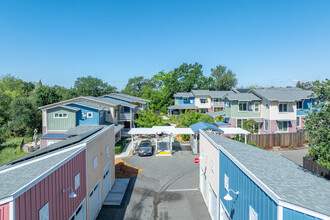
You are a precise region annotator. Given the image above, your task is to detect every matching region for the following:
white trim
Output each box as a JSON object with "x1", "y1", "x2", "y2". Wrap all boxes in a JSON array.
[
  {"x1": 278, "y1": 103, "x2": 288, "y2": 113},
  {"x1": 85, "y1": 124, "x2": 114, "y2": 144},
  {"x1": 89, "y1": 179, "x2": 102, "y2": 220},
  {"x1": 254, "y1": 102, "x2": 260, "y2": 113},
  {"x1": 0, "y1": 196, "x2": 13, "y2": 205},
  {"x1": 277, "y1": 121, "x2": 289, "y2": 132},
  {"x1": 264, "y1": 119, "x2": 269, "y2": 132},
  {"x1": 200, "y1": 130, "x2": 330, "y2": 220},
  {"x1": 9, "y1": 200, "x2": 14, "y2": 220},
  {"x1": 68, "y1": 197, "x2": 86, "y2": 220},
  {"x1": 277, "y1": 205, "x2": 283, "y2": 220},
  {"x1": 296, "y1": 116, "x2": 301, "y2": 127},
  {"x1": 8, "y1": 145, "x2": 86, "y2": 199},
  {"x1": 238, "y1": 101, "x2": 248, "y2": 112},
  {"x1": 87, "y1": 112, "x2": 93, "y2": 118},
  {"x1": 53, "y1": 113, "x2": 68, "y2": 119}
]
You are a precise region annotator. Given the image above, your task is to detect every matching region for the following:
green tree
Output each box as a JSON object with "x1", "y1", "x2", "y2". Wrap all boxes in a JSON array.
[
  {"x1": 305, "y1": 79, "x2": 330, "y2": 169},
  {"x1": 0, "y1": 74, "x2": 35, "y2": 98},
  {"x1": 134, "y1": 109, "x2": 164, "y2": 128},
  {"x1": 243, "y1": 119, "x2": 259, "y2": 134},
  {"x1": 172, "y1": 110, "x2": 213, "y2": 127},
  {"x1": 35, "y1": 82, "x2": 62, "y2": 107},
  {"x1": 74, "y1": 76, "x2": 116, "y2": 97},
  {"x1": 210, "y1": 65, "x2": 238, "y2": 90},
  {"x1": 122, "y1": 76, "x2": 151, "y2": 97}
]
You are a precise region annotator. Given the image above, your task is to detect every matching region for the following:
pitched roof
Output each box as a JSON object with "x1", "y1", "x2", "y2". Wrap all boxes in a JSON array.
[
  {"x1": 191, "y1": 90, "x2": 235, "y2": 98},
  {"x1": 190, "y1": 122, "x2": 222, "y2": 133},
  {"x1": 225, "y1": 93, "x2": 261, "y2": 101},
  {"x1": 89, "y1": 97, "x2": 137, "y2": 108},
  {"x1": 40, "y1": 133, "x2": 70, "y2": 139},
  {"x1": 68, "y1": 100, "x2": 109, "y2": 111},
  {"x1": 173, "y1": 92, "x2": 194, "y2": 98},
  {"x1": 66, "y1": 125, "x2": 106, "y2": 136},
  {"x1": 167, "y1": 105, "x2": 199, "y2": 110},
  {"x1": 206, "y1": 111, "x2": 225, "y2": 117},
  {"x1": 41, "y1": 105, "x2": 80, "y2": 111},
  {"x1": 103, "y1": 93, "x2": 150, "y2": 104},
  {"x1": 251, "y1": 88, "x2": 314, "y2": 102},
  {"x1": 202, "y1": 131, "x2": 330, "y2": 217}
]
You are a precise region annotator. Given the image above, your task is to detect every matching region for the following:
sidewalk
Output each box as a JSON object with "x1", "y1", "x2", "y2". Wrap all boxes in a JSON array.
[{"x1": 115, "y1": 141, "x2": 133, "y2": 159}]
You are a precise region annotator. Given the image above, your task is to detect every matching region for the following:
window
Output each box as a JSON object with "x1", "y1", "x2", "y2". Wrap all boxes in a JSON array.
[
  {"x1": 264, "y1": 120, "x2": 268, "y2": 131},
  {"x1": 200, "y1": 108, "x2": 208, "y2": 114},
  {"x1": 87, "y1": 112, "x2": 93, "y2": 118},
  {"x1": 183, "y1": 98, "x2": 188, "y2": 102},
  {"x1": 200, "y1": 98, "x2": 207, "y2": 104},
  {"x1": 54, "y1": 113, "x2": 68, "y2": 118},
  {"x1": 297, "y1": 101, "x2": 303, "y2": 109},
  {"x1": 254, "y1": 102, "x2": 260, "y2": 112},
  {"x1": 249, "y1": 206, "x2": 258, "y2": 220},
  {"x1": 211, "y1": 158, "x2": 214, "y2": 173},
  {"x1": 39, "y1": 203, "x2": 49, "y2": 220},
  {"x1": 296, "y1": 117, "x2": 301, "y2": 127},
  {"x1": 75, "y1": 173, "x2": 80, "y2": 190},
  {"x1": 106, "y1": 110, "x2": 111, "y2": 115},
  {"x1": 224, "y1": 174, "x2": 229, "y2": 191},
  {"x1": 278, "y1": 121, "x2": 289, "y2": 132},
  {"x1": 279, "y1": 103, "x2": 288, "y2": 112},
  {"x1": 265, "y1": 103, "x2": 269, "y2": 109},
  {"x1": 93, "y1": 156, "x2": 97, "y2": 169},
  {"x1": 213, "y1": 98, "x2": 219, "y2": 102},
  {"x1": 237, "y1": 119, "x2": 247, "y2": 128},
  {"x1": 226, "y1": 101, "x2": 230, "y2": 107},
  {"x1": 239, "y1": 102, "x2": 248, "y2": 111}
]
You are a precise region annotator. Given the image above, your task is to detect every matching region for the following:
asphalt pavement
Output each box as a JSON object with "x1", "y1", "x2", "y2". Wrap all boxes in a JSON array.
[
  {"x1": 97, "y1": 148, "x2": 211, "y2": 220},
  {"x1": 274, "y1": 149, "x2": 309, "y2": 166}
]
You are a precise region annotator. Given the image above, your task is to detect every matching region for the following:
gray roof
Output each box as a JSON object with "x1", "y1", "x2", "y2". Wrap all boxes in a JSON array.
[
  {"x1": 173, "y1": 92, "x2": 194, "y2": 98},
  {"x1": 191, "y1": 90, "x2": 234, "y2": 98},
  {"x1": 167, "y1": 105, "x2": 199, "y2": 110},
  {"x1": 191, "y1": 90, "x2": 212, "y2": 96},
  {"x1": 42, "y1": 105, "x2": 80, "y2": 111},
  {"x1": 89, "y1": 97, "x2": 137, "y2": 108},
  {"x1": 203, "y1": 131, "x2": 330, "y2": 217},
  {"x1": 225, "y1": 93, "x2": 261, "y2": 101},
  {"x1": 66, "y1": 125, "x2": 105, "y2": 136},
  {"x1": 206, "y1": 111, "x2": 225, "y2": 117},
  {"x1": 68, "y1": 100, "x2": 109, "y2": 111},
  {"x1": 104, "y1": 93, "x2": 150, "y2": 104},
  {"x1": 115, "y1": 124, "x2": 124, "y2": 133},
  {"x1": 0, "y1": 146, "x2": 83, "y2": 200},
  {"x1": 252, "y1": 88, "x2": 314, "y2": 102}
]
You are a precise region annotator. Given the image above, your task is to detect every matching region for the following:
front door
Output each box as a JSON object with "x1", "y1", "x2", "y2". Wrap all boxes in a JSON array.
[
  {"x1": 103, "y1": 161, "x2": 112, "y2": 200},
  {"x1": 89, "y1": 182, "x2": 101, "y2": 220}
]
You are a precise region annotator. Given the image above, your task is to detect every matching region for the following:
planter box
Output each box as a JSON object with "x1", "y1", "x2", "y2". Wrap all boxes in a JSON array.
[{"x1": 303, "y1": 156, "x2": 330, "y2": 180}]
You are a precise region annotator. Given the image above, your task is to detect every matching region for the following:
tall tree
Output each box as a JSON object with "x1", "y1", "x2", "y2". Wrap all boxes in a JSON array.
[
  {"x1": 122, "y1": 76, "x2": 151, "y2": 97},
  {"x1": 35, "y1": 82, "x2": 62, "y2": 107},
  {"x1": 210, "y1": 65, "x2": 238, "y2": 90},
  {"x1": 305, "y1": 79, "x2": 330, "y2": 169},
  {"x1": 74, "y1": 76, "x2": 116, "y2": 97},
  {"x1": 134, "y1": 109, "x2": 164, "y2": 128}
]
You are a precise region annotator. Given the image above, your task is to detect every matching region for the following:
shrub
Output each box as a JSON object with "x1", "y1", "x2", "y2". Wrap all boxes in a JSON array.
[
  {"x1": 182, "y1": 134, "x2": 190, "y2": 142},
  {"x1": 115, "y1": 139, "x2": 127, "y2": 155}
]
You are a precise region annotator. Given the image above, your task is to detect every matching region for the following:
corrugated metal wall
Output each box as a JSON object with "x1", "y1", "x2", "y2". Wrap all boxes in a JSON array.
[
  {"x1": 283, "y1": 208, "x2": 322, "y2": 220},
  {"x1": 47, "y1": 107, "x2": 76, "y2": 131},
  {"x1": 0, "y1": 202, "x2": 9, "y2": 220},
  {"x1": 15, "y1": 150, "x2": 86, "y2": 220},
  {"x1": 219, "y1": 151, "x2": 278, "y2": 220}
]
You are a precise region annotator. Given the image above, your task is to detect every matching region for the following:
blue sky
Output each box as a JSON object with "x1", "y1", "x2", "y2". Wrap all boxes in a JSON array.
[{"x1": 0, "y1": 0, "x2": 329, "y2": 90}]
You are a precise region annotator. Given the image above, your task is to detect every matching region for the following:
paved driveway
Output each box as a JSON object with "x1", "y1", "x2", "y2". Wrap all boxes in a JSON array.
[
  {"x1": 97, "y1": 149, "x2": 211, "y2": 220},
  {"x1": 274, "y1": 149, "x2": 309, "y2": 166}
]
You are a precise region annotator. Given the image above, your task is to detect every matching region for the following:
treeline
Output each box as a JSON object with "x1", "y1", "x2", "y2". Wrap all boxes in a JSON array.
[{"x1": 0, "y1": 75, "x2": 116, "y2": 140}]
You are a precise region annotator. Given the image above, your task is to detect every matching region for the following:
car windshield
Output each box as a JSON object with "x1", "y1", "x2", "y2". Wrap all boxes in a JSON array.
[{"x1": 140, "y1": 142, "x2": 151, "y2": 148}]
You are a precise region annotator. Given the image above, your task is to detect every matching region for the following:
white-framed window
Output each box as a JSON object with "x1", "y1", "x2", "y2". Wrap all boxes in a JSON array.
[
  {"x1": 296, "y1": 117, "x2": 301, "y2": 127},
  {"x1": 224, "y1": 174, "x2": 229, "y2": 191},
  {"x1": 237, "y1": 119, "x2": 247, "y2": 128},
  {"x1": 278, "y1": 121, "x2": 289, "y2": 132},
  {"x1": 200, "y1": 108, "x2": 208, "y2": 114},
  {"x1": 106, "y1": 110, "x2": 111, "y2": 115},
  {"x1": 249, "y1": 206, "x2": 258, "y2": 220},
  {"x1": 211, "y1": 158, "x2": 214, "y2": 173},
  {"x1": 75, "y1": 173, "x2": 80, "y2": 190},
  {"x1": 54, "y1": 113, "x2": 68, "y2": 118},
  {"x1": 279, "y1": 103, "x2": 288, "y2": 112},
  {"x1": 297, "y1": 101, "x2": 303, "y2": 109},
  {"x1": 183, "y1": 97, "x2": 188, "y2": 102},
  {"x1": 93, "y1": 156, "x2": 97, "y2": 169},
  {"x1": 213, "y1": 98, "x2": 219, "y2": 102},
  {"x1": 264, "y1": 120, "x2": 269, "y2": 131},
  {"x1": 87, "y1": 112, "x2": 93, "y2": 118},
  {"x1": 200, "y1": 98, "x2": 207, "y2": 104},
  {"x1": 239, "y1": 102, "x2": 248, "y2": 111},
  {"x1": 39, "y1": 202, "x2": 49, "y2": 220},
  {"x1": 254, "y1": 102, "x2": 260, "y2": 112},
  {"x1": 225, "y1": 101, "x2": 230, "y2": 107}
]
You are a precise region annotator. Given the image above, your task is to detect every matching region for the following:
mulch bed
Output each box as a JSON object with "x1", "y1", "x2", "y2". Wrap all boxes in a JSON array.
[{"x1": 115, "y1": 158, "x2": 143, "y2": 178}]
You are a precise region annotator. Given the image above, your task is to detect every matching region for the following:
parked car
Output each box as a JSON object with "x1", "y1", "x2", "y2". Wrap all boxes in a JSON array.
[{"x1": 138, "y1": 141, "x2": 153, "y2": 156}]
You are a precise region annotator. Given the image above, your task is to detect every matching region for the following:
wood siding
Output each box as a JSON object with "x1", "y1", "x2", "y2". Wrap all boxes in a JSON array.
[
  {"x1": 15, "y1": 150, "x2": 86, "y2": 220},
  {"x1": 46, "y1": 107, "x2": 76, "y2": 131},
  {"x1": 0, "y1": 202, "x2": 9, "y2": 220}
]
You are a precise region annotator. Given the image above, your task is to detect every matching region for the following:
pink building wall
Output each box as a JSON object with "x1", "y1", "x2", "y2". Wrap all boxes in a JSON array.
[
  {"x1": 259, "y1": 120, "x2": 297, "y2": 134},
  {"x1": 15, "y1": 150, "x2": 86, "y2": 220},
  {"x1": 0, "y1": 203, "x2": 9, "y2": 220}
]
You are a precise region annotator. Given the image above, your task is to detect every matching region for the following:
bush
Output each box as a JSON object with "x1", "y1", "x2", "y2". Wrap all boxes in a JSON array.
[
  {"x1": 115, "y1": 139, "x2": 127, "y2": 155},
  {"x1": 182, "y1": 134, "x2": 190, "y2": 141}
]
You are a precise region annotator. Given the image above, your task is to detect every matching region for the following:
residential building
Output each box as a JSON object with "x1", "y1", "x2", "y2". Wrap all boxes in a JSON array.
[
  {"x1": 250, "y1": 88, "x2": 314, "y2": 134},
  {"x1": 0, "y1": 125, "x2": 116, "y2": 220},
  {"x1": 200, "y1": 130, "x2": 330, "y2": 220},
  {"x1": 222, "y1": 93, "x2": 262, "y2": 131},
  {"x1": 168, "y1": 90, "x2": 234, "y2": 115}
]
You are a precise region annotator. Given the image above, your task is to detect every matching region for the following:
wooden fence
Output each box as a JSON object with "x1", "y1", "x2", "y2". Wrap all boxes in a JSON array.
[{"x1": 247, "y1": 132, "x2": 308, "y2": 149}]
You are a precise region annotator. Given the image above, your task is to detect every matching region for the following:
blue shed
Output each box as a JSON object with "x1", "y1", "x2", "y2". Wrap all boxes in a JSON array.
[{"x1": 199, "y1": 130, "x2": 330, "y2": 220}]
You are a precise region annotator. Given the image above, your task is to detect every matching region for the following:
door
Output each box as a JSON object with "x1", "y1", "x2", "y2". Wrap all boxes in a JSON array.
[
  {"x1": 220, "y1": 201, "x2": 231, "y2": 220},
  {"x1": 69, "y1": 200, "x2": 86, "y2": 220},
  {"x1": 209, "y1": 183, "x2": 217, "y2": 220},
  {"x1": 89, "y1": 182, "x2": 101, "y2": 220},
  {"x1": 103, "y1": 161, "x2": 112, "y2": 200}
]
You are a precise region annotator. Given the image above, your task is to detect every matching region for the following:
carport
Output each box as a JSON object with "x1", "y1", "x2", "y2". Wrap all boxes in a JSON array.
[
  {"x1": 128, "y1": 126, "x2": 194, "y2": 156},
  {"x1": 218, "y1": 127, "x2": 250, "y2": 143}
]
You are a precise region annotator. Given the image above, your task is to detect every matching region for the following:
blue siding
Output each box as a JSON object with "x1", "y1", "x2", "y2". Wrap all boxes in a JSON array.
[
  {"x1": 283, "y1": 208, "x2": 321, "y2": 220},
  {"x1": 67, "y1": 104, "x2": 99, "y2": 125},
  {"x1": 219, "y1": 151, "x2": 277, "y2": 220},
  {"x1": 297, "y1": 99, "x2": 316, "y2": 116},
  {"x1": 178, "y1": 97, "x2": 195, "y2": 105}
]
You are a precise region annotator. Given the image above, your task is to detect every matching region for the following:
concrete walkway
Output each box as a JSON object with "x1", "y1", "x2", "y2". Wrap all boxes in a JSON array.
[
  {"x1": 104, "y1": 178, "x2": 130, "y2": 205},
  {"x1": 115, "y1": 142, "x2": 133, "y2": 159}
]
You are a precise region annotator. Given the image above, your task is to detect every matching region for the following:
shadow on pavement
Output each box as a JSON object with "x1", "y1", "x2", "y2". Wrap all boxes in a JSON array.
[{"x1": 97, "y1": 177, "x2": 137, "y2": 220}]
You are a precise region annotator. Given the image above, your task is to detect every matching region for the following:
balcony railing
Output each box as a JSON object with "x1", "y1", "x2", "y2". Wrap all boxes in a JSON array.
[
  {"x1": 119, "y1": 113, "x2": 132, "y2": 120},
  {"x1": 211, "y1": 102, "x2": 225, "y2": 107}
]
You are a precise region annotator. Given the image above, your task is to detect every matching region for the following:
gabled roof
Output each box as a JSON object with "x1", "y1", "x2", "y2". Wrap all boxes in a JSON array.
[
  {"x1": 251, "y1": 88, "x2": 314, "y2": 102},
  {"x1": 91, "y1": 97, "x2": 137, "y2": 108},
  {"x1": 225, "y1": 93, "x2": 261, "y2": 101},
  {"x1": 173, "y1": 92, "x2": 194, "y2": 98},
  {"x1": 66, "y1": 125, "x2": 106, "y2": 136},
  {"x1": 191, "y1": 90, "x2": 234, "y2": 98},
  {"x1": 206, "y1": 111, "x2": 225, "y2": 117},
  {"x1": 68, "y1": 100, "x2": 109, "y2": 111},
  {"x1": 103, "y1": 93, "x2": 150, "y2": 104},
  {"x1": 190, "y1": 122, "x2": 222, "y2": 133},
  {"x1": 202, "y1": 131, "x2": 330, "y2": 217},
  {"x1": 167, "y1": 105, "x2": 199, "y2": 110},
  {"x1": 41, "y1": 105, "x2": 80, "y2": 111}
]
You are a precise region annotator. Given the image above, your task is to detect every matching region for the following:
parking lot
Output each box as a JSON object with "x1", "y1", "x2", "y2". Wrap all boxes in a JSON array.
[{"x1": 97, "y1": 144, "x2": 211, "y2": 220}]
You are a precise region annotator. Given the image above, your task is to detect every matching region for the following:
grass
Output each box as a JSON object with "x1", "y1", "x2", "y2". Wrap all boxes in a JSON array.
[
  {"x1": 0, "y1": 136, "x2": 35, "y2": 166},
  {"x1": 115, "y1": 139, "x2": 127, "y2": 155}
]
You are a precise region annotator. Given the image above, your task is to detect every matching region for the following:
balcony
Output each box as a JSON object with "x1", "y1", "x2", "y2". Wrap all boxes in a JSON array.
[
  {"x1": 211, "y1": 102, "x2": 225, "y2": 108},
  {"x1": 121, "y1": 128, "x2": 130, "y2": 137},
  {"x1": 119, "y1": 113, "x2": 132, "y2": 121}
]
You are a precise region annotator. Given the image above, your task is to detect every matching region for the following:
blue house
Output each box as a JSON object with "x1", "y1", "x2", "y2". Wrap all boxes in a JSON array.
[
  {"x1": 199, "y1": 130, "x2": 330, "y2": 220},
  {"x1": 168, "y1": 92, "x2": 198, "y2": 115}
]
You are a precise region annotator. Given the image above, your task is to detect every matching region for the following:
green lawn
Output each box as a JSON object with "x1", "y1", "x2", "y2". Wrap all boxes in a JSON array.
[{"x1": 0, "y1": 136, "x2": 34, "y2": 166}]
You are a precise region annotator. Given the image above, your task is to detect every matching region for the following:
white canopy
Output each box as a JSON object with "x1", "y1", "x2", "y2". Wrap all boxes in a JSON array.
[
  {"x1": 128, "y1": 126, "x2": 194, "y2": 135},
  {"x1": 219, "y1": 127, "x2": 250, "y2": 135}
]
